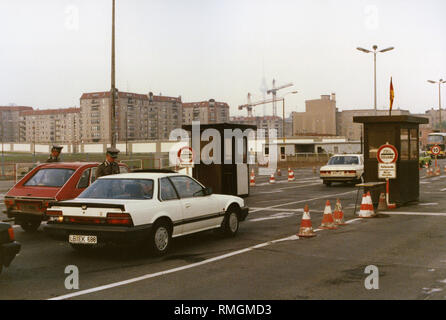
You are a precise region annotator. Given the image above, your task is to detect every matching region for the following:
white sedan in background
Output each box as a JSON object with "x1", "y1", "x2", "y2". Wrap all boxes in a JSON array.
[
  {"x1": 319, "y1": 154, "x2": 364, "y2": 187},
  {"x1": 44, "y1": 171, "x2": 249, "y2": 255}
]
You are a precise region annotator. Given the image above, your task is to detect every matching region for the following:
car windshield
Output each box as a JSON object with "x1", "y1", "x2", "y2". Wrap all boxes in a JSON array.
[
  {"x1": 78, "y1": 179, "x2": 154, "y2": 200},
  {"x1": 328, "y1": 156, "x2": 359, "y2": 165},
  {"x1": 428, "y1": 135, "x2": 445, "y2": 144},
  {"x1": 24, "y1": 168, "x2": 75, "y2": 187}
]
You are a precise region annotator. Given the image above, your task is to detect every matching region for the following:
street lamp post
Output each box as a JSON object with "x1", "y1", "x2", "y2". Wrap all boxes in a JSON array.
[
  {"x1": 427, "y1": 79, "x2": 446, "y2": 130},
  {"x1": 280, "y1": 91, "x2": 298, "y2": 143},
  {"x1": 357, "y1": 45, "x2": 394, "y2": 115},
  {"x1": 110, "y1": 0, "x2": 117, "y2": 148}
]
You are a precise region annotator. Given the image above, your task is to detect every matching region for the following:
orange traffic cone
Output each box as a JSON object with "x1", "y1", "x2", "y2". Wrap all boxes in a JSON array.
[
  {"x1": 320, "y1": 200, "x2": 337, "y2": 229},
  {"x1": 435, "y1": 166, "x2": 441, "y2": 176},
  {"x1": 298, "y1": 205, "x2": 316, "y2": 238},
  {"x1": 333, "y1": 199, "x2": 346, "y2": 225},
  {"x1": 250, "y1": 169, "x2": 256, "y2": 186},
  {"x1": 269, "y1": 174, "x2": 276, "y2": 184},
  {"x1": 377, "y1": 193, "x2": 387, "y2": 211},
  {"x1": 357, "y1": 192, "x2": 376, "y2": 218},
  {"x1": 288, "y1": 168, "x2": 295, "y2": 182}
]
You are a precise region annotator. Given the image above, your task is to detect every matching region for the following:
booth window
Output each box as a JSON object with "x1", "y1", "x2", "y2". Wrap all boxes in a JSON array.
[
  {"x1": 400, "y1": 129, "x2": 409, "y2": 160},
  {"x1": 410, "y1": 129, "x2": 418, "y2": 160},
  {"x1": 367, "y1": 128, "x2": 395, "y2": 159}
]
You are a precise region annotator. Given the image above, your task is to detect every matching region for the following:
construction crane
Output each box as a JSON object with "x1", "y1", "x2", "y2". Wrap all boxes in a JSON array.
[
  {"x1": 267, "y1": 79, "x2": 293, "y2": 116},
  {"x1": 238, "y1": 93, "x2": 254, "y2": 117},
  {"x1": 238, "y1": 96, "x2": 278, "y2": 117}
]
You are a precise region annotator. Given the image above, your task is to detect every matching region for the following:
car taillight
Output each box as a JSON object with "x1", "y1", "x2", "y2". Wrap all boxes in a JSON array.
[
  {"x1": 8, "y1": 227, "x2": 15, "y2": 241},
  {"x1": 345, "y1": 170, "x2": 356, "y2": 174},
  {"x1": 106, "y1": 213, "x2": 133, "y2": 226},
  {"x1": 46, "y1": 210, "x2": 64, "y2": 222},
  {"x1": 320, "y1": 171, "x2": 327, "y2": 174},
  {"x1": 4, "y1": 199, "x2": 15, "y2": 209}
]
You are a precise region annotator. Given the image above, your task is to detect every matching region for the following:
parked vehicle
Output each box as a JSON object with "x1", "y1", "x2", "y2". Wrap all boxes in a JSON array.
[
  {"x1": 0, "y1": 223, "x2": 21, "y2": 274},
  {"x1": 320, "y1": 154, "x2": 364, "y2": 186},
  {"x1": 419, "y1": 151, "x2": 432, "y2": 168},
  {"x1": 4, "y1": 162, "x2": 129, "y2": 232},
  {"x1": 44, "y1": 172, "x2": 249, "y2": 255}
]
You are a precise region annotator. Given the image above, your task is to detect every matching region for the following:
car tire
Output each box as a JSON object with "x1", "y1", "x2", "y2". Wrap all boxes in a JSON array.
[
  {"x1": 323, "y1": 181, "x2": 332, "y2": 187},
  {"x1": 19, "y1": 220, "x2": 41, "y2": 233},
  {"x1": 149, "y1": 221, "x2": 171, "y2": 256},
  {"x1": 222, "y1": 209, "x2": 239, "y2": 237}
]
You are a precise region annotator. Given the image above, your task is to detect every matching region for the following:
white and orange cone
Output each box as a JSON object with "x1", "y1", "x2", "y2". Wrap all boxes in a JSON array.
[
  {"x1": 298, "y1": 205, "x2": 316, "y2": 238},
  {"x1": 288, "y1": 168, "x2": 295, "y2": 182},
  {"x1": 320, "y1": 200, "x2": 337, "y2": 229},
  {"x1": 269, "y1": 174, "x2": 276, "y2": 184},
  {"x1": 333, "y1": 199, "x2": 346, "y2": 225},
  {"x1": 250, "y1": 169, "x2": 256, "y2": 186},
  {"x1": 357, "y1": 192, "x2": 376, "y2": 218},
  {"x1": 377, "y1": 192, "x2": 387, "y2": 211},
  {"x1": 435, "y1": 166, "x2": 441, "y2": 176}
]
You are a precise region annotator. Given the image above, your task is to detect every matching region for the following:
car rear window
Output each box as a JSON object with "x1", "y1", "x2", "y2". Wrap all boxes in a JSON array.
[
  {"x1": 24, "y1": 168, "x2": 75, "y2": 187},
  {"x1": 328, "y1": 156, "x2": 359, "y2": 165},
  {"x1": 78, "y1": 179, "x2": 154, "y2": 200}
]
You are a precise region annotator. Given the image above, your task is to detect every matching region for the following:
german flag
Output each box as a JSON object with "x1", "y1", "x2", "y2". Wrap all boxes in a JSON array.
[{"x1": 390, "y1": 77, "x2": 394, "y2": 115}]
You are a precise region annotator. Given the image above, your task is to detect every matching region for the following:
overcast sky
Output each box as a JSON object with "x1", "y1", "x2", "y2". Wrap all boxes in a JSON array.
[{"x1": 1, "y1": 0, "x2": 445, "y2": 116}]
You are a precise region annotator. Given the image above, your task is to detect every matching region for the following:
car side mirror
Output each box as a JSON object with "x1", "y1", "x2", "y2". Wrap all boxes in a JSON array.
[{"x1": 204, "y1": 187, "x2": 213, "y2": 196}]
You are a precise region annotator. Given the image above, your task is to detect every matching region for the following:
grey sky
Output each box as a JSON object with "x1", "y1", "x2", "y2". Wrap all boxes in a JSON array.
[{"x1": 1, "y1": 0, "x2": 445, "y2": 116}]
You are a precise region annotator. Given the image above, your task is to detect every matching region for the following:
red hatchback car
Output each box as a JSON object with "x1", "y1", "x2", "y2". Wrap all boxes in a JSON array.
[{"x1": 4, "y1": 162, "x2": 129, "y2": 232}]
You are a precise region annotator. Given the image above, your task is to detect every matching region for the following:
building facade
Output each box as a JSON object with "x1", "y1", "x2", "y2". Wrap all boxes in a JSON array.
[
  {"x1": 230, "y1": 116, "x2": 283, "y2": 138},
  {"x1": 336, "y1": 108, "x2": 411, "y2": 141},
  {"x1": 292, "y1": 94, "x2": 337, "y2": 136},
  {"x1": 0, "y1": 106, "x2": 33, "y2": 142},
  {"x1": 19, "y1": 108, "x2": 81, "y2": 144},
  {"x1": 80, "y1": 91, "x2": 183, "y2": 143},
  {"x1": 182, "y1": 99, "x2": 230, "y2": 125}
]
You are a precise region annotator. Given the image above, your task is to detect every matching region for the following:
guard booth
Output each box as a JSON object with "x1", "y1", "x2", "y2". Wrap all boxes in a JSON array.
[
  {"x1": 182, "y1": 123, "x2": 257, "y2": 198},
  {"x1": 353, "y1": 115, "x2": 429, "y2": 207}
]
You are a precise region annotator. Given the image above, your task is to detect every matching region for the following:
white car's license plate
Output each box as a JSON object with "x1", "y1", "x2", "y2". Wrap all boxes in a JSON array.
[
  {"x1": 69, "y1": 235, "x2": 97, "y2": 244},
  {"x1": 333, "y1": 171, "x2": 344, "y2": 176}
]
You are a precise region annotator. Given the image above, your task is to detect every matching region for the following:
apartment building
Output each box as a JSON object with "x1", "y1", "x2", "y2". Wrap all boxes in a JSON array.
[
  {"x1": 80, "y1": 91, "x2": 182, "y2": 143},
  {"x1": 19, "y1": 108, "x2": 81, "y2": 144},
  {"x1": 0, "y1": 106, "x2": 33, "y2": 142},
  {"x1": 230, "y1": 116, "x2": 283, "y2": 138},
  {"x1": 182, "y1": 99, "x2": 230, "y2": 125},
  {"x1": 292, "y1": 94, "x2": 337, "y2": 136}
]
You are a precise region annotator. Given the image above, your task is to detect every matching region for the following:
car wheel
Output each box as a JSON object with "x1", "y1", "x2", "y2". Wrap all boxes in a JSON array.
[
  {"x1": 323, "y1": 181, "x2": 332, "y2": 187},
  {"x1": 19, "y1": 220, "x2": 41, "y2": 233},
  {"x1": 222, "y1": 209, "x2": 239, "y2": 237},
  {"x1": 149, "y1": 222, "x2": 171, "y2": 256}
]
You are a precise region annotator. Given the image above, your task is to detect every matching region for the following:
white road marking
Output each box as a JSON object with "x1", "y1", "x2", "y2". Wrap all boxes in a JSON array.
[
  {"x1": 380, "y1": 211, "x2": 446, "y2": 217},
  {"x1": 48, "y1": 234, "x2": 300, "y2": 300},
  {"x1": 279, "y1": 183, "x2": 321, "y2": 190},
  {"x1": 418, "y1": 203, "x2": 439, "y2": 206},
  {"x1": 249, "y1": 212, "x2": 296, "y2": 222},
  {"x1": 48, "y1": 215, "x2": 364, "y2": 300},
  {"x1": 250, "y1": 190, "x2": 356, "y2": 213}
]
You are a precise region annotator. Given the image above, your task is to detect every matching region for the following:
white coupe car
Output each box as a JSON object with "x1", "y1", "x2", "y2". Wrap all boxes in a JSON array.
[
  {"x1": 319, "y1": 154, "x2": 364, "y2": 187},
  {"x1": 44, "y1": 171, "x2": 249, "y2": 255}
]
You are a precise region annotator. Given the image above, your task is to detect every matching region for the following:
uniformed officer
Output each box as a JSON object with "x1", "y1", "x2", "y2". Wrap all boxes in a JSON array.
[
  {"x1": 95, "y1": 147, "x2": 120, "y2": 179},
  {"x1": 46, "y1": 145, "x2": 63, "y2": 163}
]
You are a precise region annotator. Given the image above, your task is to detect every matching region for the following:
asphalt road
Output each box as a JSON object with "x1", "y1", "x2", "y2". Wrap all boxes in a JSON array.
[{"x1": 2, "y1": 162, "x2": 446, "y2": 300}]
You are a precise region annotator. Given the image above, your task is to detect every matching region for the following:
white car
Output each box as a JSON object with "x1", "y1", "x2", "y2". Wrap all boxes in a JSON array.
[
  {"x1": 319, "y1": 154, "x2": 364, "y2": 187},
  {"x1": 44, "y1": 171, "x2": 249, "y2": 255}
]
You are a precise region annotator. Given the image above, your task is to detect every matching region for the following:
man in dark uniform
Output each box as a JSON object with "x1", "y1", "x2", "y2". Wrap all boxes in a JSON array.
[
  {"x1": 46, "y1": 145, "x2": 63, "y2": 163},
  {"x1": 95, "y1": 147, "x2": 120, "y2": 179}
]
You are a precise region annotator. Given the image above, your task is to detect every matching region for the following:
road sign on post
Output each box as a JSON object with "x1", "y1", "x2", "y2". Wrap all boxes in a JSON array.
[
  {"x1": 377, "y1": 143, "x2": 398, "y2": 209},
  {"x1": 431, "y1": 144, "x2": 441, "y2": 171}
]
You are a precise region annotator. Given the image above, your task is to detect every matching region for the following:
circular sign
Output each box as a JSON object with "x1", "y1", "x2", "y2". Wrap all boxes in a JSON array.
[
  {"x1": 431, "y1": 145, "x2": 441, "y2": 156},
  {"x1": 177, "y1": 146, "x2": 194, "y2": 165},
  {"x1": 377, "y1": 144, "x2": 398, "y2": 164}
]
